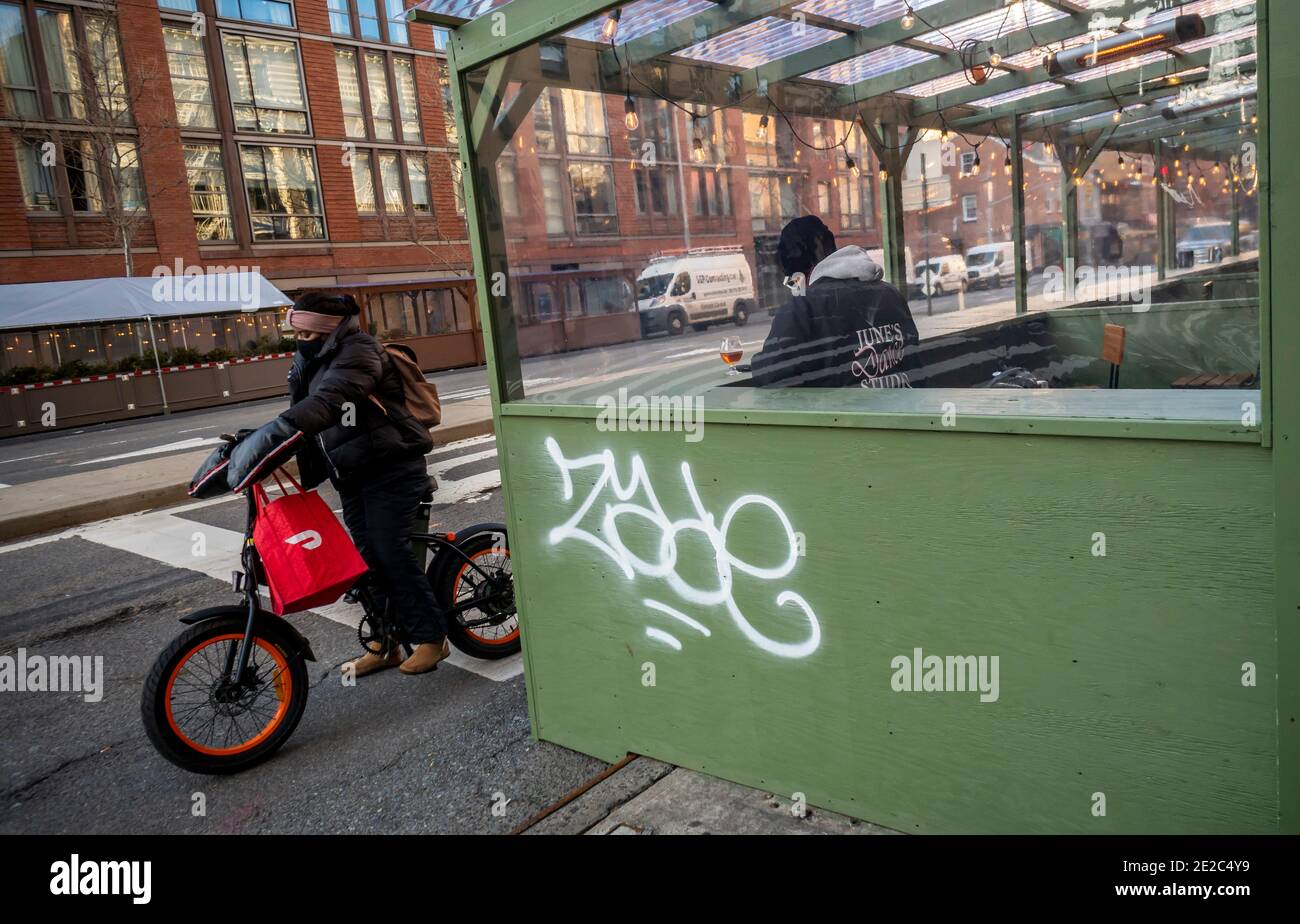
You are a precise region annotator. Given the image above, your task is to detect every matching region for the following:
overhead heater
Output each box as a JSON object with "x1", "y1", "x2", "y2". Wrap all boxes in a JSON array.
[{"x1": 1044, "y1": 14, "x2": 1206, "y2": 78}]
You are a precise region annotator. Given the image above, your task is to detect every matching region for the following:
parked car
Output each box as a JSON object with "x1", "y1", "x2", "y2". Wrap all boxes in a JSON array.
[
  {"x1": 636, "y1": 247, "x2": 756, "y2": 336},
  {"x1": 1176, "y1": 220, "x2": 1234, "y2": 268},
  {"x1": 912, "y1": 255, "x2": 968, "y2": 298},
  {"x1": 963, "y1": 242, "x2": 1028, "y2": 290}
]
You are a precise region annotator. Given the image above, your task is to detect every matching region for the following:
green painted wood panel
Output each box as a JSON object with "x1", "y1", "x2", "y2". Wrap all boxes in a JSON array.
[{"x1": 501, "y1": 415, "x2": 1277, "y2": 833}]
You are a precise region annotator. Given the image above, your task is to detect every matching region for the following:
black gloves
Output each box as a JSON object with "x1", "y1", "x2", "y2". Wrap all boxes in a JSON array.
[{"x1": 226, "y1": 417, "x2": 304, "y2": 493}]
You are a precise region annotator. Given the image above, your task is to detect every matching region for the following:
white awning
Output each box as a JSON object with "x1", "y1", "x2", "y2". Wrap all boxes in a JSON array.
[{"x1": 0, "y1": 272, "x2": 293, "y2": 331}]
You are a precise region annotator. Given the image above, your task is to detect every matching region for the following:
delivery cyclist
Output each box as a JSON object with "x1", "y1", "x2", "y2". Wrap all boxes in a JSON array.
[
  {"x1": 751, "y1": 216, "x2": 919, "y2": 388},
  {"x1": 225, "y1": 292, "x2": 449, "y2": 677}
]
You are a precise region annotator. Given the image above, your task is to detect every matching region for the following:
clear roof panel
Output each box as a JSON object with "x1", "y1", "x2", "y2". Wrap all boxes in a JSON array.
[
  {"x1": 675, "y1": 17, "x2": 843, "y2": 70},
  {"x1": 791, "y1": 0, "x2": 947, "y2": 31},
  {"x1": 564, "y1": 0, "x2": 716, "y2": 45},
  {"x1": 804, "y1": 44, "x2": 934, "y2": 86}
]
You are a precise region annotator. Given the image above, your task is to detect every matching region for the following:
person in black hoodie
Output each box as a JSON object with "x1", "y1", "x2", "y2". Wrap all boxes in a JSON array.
[
  {"x1": 226, "y1": 293, "x2": 448, "y2": 677},
  {"x1": 751, "y1": 216, "x2": 919, "y2": 388}
]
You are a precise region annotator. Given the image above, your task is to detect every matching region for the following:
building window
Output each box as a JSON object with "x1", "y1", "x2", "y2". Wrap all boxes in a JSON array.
[
  {"x1": 350, "y1": 149, "x2": 375, "y2": 213},
  {"x1": 818, "y1": 180, "x2": 831, "y2": 214},
  {"x1": 567, "y1": 162, "x2": 617, "y2": 235},
  {"x1": 84, "y1": 14, "x2": 130, "y2": 123},
  {"x1": 451, "y1": 159, "x2": 465, "y2": 215},
  {"x1": 183, "y1": 143, "x2": 233, "y2": 240},
  {"x1": 110, "y1": 142, "x2": 145, "y2": 211},
  {"x1": 840, "y1": 178, "x2": 864, "y2": 230},
  {"x1": 13, "y1": 137, "x2": 57, "y2": 211},
  {"x1": 364, "y1": 52, "x2": 393, "y2": 140},
  {"x1": 962, "y1": 193, "x2": 978, "y2": 222},
  {"x1": 216, "y1": 0, "x2": 293, "y2": 28},
  {"x1": 327, "y1": 0, "x2": 351, "y2": 35},
  {"x1": 392, "y1": 55, "x2": 420, "y2": 142},
  {"x1": 334, "y1": 48, "x2": 365, "y2": 138},
  {"x1": 239, "y1": 144, "x2": 325, "y2": 240},
  {"x1": 439, "y1": 62, "x2": 458, "y2": 144},
  {"x1": 960, "y1": 151, "x2": 977, "y2": 177},
  {"x1": 633, "y1": 166, "x2": 677, "y2": 217},
  {"x1": 356, "y1": 0, "x2": 381, "y2": 40},
  {"x1": 164, "y1": 26, "x2": 216, "y2": 130},
  {"x1": 223, "y1": 34, "x2": 308, "y2": 134},
  {"x1": 384, "y1": 0, "x2": 408, "y2": 45},
  {"x1": 496, "y1": 160, "x2": 518, "y2": 217},
  {"x1": 37, "y1": 9, "x2": 84, "y2": 120},
  {"x1": 65, "y1": 139, "x2": 102, "y2": 212},
  {"x1": 693, "y1": 167, "x2": 731, "y2": 217},
  {"x1": 0, "y1": 3, "x2": 39, "y2": 118},
  {"x1": 377, "y1": 151, "x2": 404, "y2": 214},
  {"x1": 158, "y1": 0, "x2": 199, "y2": 11},
  {"x1": 407, "y1": 155, "x2": 430, "y2": 213},
  {"x1": 561, "y1": 90, "x2": 608, "y2": 156}
]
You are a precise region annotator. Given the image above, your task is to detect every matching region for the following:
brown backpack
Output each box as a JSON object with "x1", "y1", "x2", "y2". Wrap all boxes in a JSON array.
[{"x1": 370, "y1": 342, "x2": 441, "y2": 429}]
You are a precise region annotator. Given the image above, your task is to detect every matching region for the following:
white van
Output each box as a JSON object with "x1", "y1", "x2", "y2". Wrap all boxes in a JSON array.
[
  {"x1": 963, "y1": 242, "x2": 1019, "y2": 290},
  {"x1": 912, "y1": 255, "x2": 968, "y2": 298},
  {"x1": 636, "y1": 247, "x2": 756, "y2": 336}
]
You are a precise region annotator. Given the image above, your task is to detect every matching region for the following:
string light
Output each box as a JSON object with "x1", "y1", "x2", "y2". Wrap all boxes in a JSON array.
[
  {"x1": 756, "y1": 113, "x2": 769, "y2": 142},
  {"x1": 846, "y1": 154, "x2": 859, "y2": 178},
  {"x1": 901, "y1": 5, "x2": 915, "y2": 29},
  {"x1": 601, "y1": 8, "x2": 621, "y2": 42},
  {"x1": 623, "y1": 95, "x2": 638, "y2": 131}
]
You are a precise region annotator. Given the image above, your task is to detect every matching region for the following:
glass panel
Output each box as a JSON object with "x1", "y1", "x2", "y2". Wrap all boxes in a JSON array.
[
  {"x1": 384, "y1": 0, "x2": 409, "y2": 44},
  {"x1": 85, "y1": 15, "x2": 130, "y2": 123},
  {"x1": 392, "y1": 55, "x2": 420, "y2": 141},
  {"x1": 334, "y1": 47, "x2": 366, "y2": 138},
  {"x1": 364, "y1": 52, "x2": 394, "y2": 141},
  {"x1": 13, "y1": 137, "x2": 57, "y2": 210},
  {"x1": 66, "y1": 139, "x2": 102, "y2": 212},
  {"x1": 328, "y1": 0, "x2": 352, "y2": 35},
  {"x1": 111, "y1": 142, "x2": 145, "y2": 211},
  {"x1": 164, "y1": 25, "x2": 215, "y2": 129},
  {"x1": 460, "y1": 2, "x2": 1260, "y2": 418},
  {"x1": 240, "y1": 144, "x2": 325, "y2": 239},
  {"x1": 37, "y1": 9, "x2": 84, "y2": 120},
  {"x1": 350, "y1": 149, "x2": 375, "y2": 213},
  {"x1": 184, "y1": 143, "x2": 233, "y2": 240},
  {"x1": 0, "y1": 3, "x2": 39, "y2": 118},
  {"x1": 223, "y1": 34, "x2": 308, "y2": 134},
  {"x1": 439, "y1": 61, "x2": 458, "y2": 144},
  {"x1": 378, "y1": 151, "x2": 404, "y2": 214},
  {"x1": 159, "y1": 0, "x2": 200, "y2": 10},
  {"x1": 216, "y1": 0, "x2": 294, "y2": 27},
  {"x1": 407, "y1": 155, "x2": 430, "y2": 213},
  {"x1": 356, "y1": 0, "x2": 381, "y2": 40}
]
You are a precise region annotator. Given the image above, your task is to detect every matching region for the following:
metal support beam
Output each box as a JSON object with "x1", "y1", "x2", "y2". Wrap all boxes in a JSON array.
[{"x1": 1010, "y1": 115, "x2": 1028, "y2": 315}]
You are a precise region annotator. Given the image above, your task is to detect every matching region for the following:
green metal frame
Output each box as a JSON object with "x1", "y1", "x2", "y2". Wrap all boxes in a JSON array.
[{"x1": 431, "y1": 0, "x2": 1289, "y2": 831}]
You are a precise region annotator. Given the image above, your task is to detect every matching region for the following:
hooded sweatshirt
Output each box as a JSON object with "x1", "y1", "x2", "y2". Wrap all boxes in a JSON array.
[{"x1": 750, "y1": 245, "x2": 920, "y2": 388}]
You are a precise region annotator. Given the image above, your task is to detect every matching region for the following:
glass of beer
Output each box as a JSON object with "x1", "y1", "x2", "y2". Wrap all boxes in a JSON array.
[{"x1": 720, "y1": 335, "x2": 743, "y2": 375}]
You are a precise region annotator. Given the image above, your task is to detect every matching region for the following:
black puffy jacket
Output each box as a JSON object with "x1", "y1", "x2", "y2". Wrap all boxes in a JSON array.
[
  {"x1": 281, "y1": 319, "x2": 433, "y2": 489},
  {"x1": 751, "y1": 246, "x2": 919, "y2": 389}
]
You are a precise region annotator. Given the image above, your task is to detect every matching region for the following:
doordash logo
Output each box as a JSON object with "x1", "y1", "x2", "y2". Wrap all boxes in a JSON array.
[
  {"x1": 50, "y1": 855, "x2": 151, "y2": 904},
  {"x1": 285, "y1": 530, "x2": 322, "y2": 550}
]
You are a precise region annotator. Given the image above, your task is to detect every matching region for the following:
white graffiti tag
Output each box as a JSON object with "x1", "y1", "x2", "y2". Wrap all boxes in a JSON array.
[{"x1": 544, "y1": 437, "x2": 821, "y2": 658}]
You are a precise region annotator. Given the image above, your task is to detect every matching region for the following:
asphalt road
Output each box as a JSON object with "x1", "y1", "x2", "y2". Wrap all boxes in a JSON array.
[
  {"x1": 0, "y1": 437, "x2": 608, "y2": 834},
  {"x1": 0, "y1": 285, "x2": 1002, "y2": 486}
]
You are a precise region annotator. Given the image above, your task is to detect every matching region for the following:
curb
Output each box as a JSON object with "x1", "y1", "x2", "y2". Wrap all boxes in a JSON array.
[{"x1": 0, "y1": 418, "x2": 495, "y2": 544}]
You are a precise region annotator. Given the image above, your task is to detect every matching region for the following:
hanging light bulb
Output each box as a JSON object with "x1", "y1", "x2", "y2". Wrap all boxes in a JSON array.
[
  {"x1": 602, "y1": 8, "x2": 621, "y2": 42},
  {"x1": 1004, "y1": 153, "x2": 1012, "y2": 175},
  {"x1": 692, "y1": 135, "x2": 705, "y2": 162},
  {"x1": 879, "y1": 167, "x2": 889, "y2": 181},
  {"x1": 940, "y1": 129, "x2": 951, "y2": 143},
  {"x1": 989, "y1": 51, "x2": 1002, "y2": 68},
  {"x1": 972, "y1": 149, "x2": 982, "y2": 175},
  {"x1": 901, "y1": 6, "x2": 915, "y2": 30},
  {"x1": 846, "y1": 154, "x2": 859, "y2": 178},
  {"x1": 623, "y1": 95, "x2": 638, "y2": 131},
  {"x1": 756, "y1": 113, "x2": 769, "y2": 142},
  {"x1": 1113, "y1": 107, "x2": 1124, "y2": 124}
]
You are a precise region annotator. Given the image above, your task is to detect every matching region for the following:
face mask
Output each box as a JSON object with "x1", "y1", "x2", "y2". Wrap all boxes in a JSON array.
[{"x1": 296, "y1": 337, "x2": 325, "y2": 361}]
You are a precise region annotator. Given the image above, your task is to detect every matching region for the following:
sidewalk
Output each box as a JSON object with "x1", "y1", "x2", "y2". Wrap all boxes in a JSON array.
[
  {"x1": 0, "y1": 396, "x2": 494, "y2": 542},
  {"x1": 516, "y1": 757, "x2": 898, "y2": 835}
]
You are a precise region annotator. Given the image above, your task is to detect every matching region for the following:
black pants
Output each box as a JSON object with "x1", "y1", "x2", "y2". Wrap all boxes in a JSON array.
[{"x1": 339, "y1": 456, "x2": 445, "y2": 645}]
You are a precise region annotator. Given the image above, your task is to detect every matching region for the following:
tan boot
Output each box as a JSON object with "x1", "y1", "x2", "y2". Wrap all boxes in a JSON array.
[
  {"x1": 345, "y1": 647, "x2": 402, "y2": 679},
  {"x1": 400, "y1": 638, "x2": 451, "y2": 675}
]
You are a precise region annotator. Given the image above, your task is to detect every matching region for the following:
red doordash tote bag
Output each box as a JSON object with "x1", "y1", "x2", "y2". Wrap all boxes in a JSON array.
[{"x1": 252, "y1": 471, "x2": 368, "y2": 615}]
